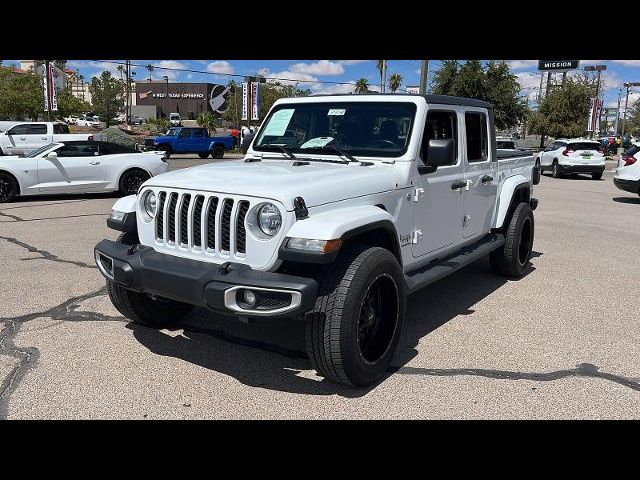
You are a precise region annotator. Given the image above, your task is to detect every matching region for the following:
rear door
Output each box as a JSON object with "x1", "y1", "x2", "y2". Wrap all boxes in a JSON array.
[
  {"x1": 37, "y1": 142, "x2": 106, "y2": 192},
  {"x1": 462, "y1": 109, "x2": 497, "y2": 239},
  {"x1": 176, "y1": 128, "x2": 193, "y2": 152},
  {"x1": 193, "y1": 128, "x2": 208, "y2": 151}
]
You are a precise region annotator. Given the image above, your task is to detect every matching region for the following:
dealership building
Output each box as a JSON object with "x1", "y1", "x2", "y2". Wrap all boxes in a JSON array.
[{"x1": 134, "y1": 81, "x2": 225, "y2": 120}]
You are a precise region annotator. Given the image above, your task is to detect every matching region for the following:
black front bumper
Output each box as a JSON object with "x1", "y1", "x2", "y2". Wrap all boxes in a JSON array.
[
  {"x1": 557, "y1": 164, "x2": 606, "y2": 173},
  {"x1": 94, "y1": 239, "x2": 318, "y2": 317},
  {"x1": 613, "y1": 177, "x2": 640, "y2": 194}
]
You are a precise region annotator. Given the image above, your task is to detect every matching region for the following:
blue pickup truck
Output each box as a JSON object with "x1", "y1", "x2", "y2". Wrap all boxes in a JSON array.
[{"x1": 143, "y1": 127, "x2": 235, "y2": 159}]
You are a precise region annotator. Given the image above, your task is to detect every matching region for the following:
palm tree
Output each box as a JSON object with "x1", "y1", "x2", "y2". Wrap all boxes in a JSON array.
[
  {"x1": 389, "y1": 73, "x2": 403, "y2": 93},
  {"x1": 354, "y1": 78, "x2": 369, "y2": 94},
  {"x1": 376, "y1": 60, "x2": 385, "y2": 92},
  {"x1": 146, "y1": 64, "x2": 154, "y2": 81},
  {"x1": 116, "y1": 65, "x2": 124, "y2": 82}
]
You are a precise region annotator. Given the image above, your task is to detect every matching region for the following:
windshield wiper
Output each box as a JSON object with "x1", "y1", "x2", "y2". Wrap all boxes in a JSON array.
[
  {"x1": 320, "y1": 145, "x2": 359, "y2": 163},
  {"x1": 263, "y1": 143, "x2": 296, "y2": 159}
]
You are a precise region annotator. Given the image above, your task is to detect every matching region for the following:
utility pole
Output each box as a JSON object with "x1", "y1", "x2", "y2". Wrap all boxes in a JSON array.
[
  {"x1": 537, "y1": 72, "x2": 544, "y2": 103},
  {"x1": 615, "y1": 88, "x2": 622, "y2": 135},
  {"x1": 621, "y1": 82, "x2": 640, "y2": 135},
  {"x1": 539, "y1": 72, "x2": 553, "y2": 149},
  {"x1": 381, "y1": 60, "x2": 387, "y2": 93},
  {"x1": 419, "y1": 60, "x2": 428, "y2": 95}
]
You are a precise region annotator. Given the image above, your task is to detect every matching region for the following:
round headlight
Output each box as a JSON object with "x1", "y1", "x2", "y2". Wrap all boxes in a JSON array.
[
  {"x1": 257, "y1": 203, "x2": 282, "y2": 236},
  {"x1": 143, "y1": 191, "x2": 157, "y2": 218}
]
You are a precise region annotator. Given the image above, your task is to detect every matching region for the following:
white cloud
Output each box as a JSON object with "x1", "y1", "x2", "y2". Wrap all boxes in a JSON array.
[
  {"x1": 611, "y1": 60, "x2": 640, "y2": 67},
  {"x1": 206, "y1": 61, "x2": 234, "y2": 75},
  {"x1": 336, "y1": 60, "x2": 369, "y2": 66},
  {"x1": 516, "y1": 72, "x2": 543, "y2": 101},
  {"x1": 289, "y1": 60, "x2": 344, "y2": 76},
  {"x1": 508, "y1": 60, "x2": 538, "y2": 71},
  {"x1": 260, "y1": 68, "x2": 318, "y2": 85}
]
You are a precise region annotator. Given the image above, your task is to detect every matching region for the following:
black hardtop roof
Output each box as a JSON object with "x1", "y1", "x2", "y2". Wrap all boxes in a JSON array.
[{"x1": 308, "y1": 93, "x2": 493, "y2": 109}]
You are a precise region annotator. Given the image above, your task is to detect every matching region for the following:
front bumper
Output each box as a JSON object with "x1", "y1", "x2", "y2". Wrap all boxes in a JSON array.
[
  {"x1": 94, "y1": 239, "x2": 318, "y2": 317},
  {"x1": 557, "y1": 163, "x2": 606, "y2": 173},
  {"x1": 613, "y1": 177, "x2": 640, "y2": 194}
]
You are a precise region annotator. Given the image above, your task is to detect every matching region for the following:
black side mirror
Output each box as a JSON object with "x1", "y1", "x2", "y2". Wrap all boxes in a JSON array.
[
  {"x1": 417, "y1": 164, "x2": 438, "y2": 174},
  {"x1": 420, "y1": 138, "x2": 455, "y2": 174}
]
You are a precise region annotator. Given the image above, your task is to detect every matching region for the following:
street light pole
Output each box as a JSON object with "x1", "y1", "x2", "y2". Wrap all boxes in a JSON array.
[
  {"x1": 163, "y1": 75, "x2": 169, "y2": 119},
  {"x1": 621, "y1": 82, "x2": 640, "y2": 135},
  {"x1": 419, "y1": 60, "x2": 428, "y2": 95},
  {"x1": 615, "y1": 88, "x2": 622, "y2": 135}
]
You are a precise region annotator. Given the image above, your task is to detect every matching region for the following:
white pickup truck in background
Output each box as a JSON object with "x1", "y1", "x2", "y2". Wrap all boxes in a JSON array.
[{"x1": 0, "y1": 122, "x2": 94, "y2": 156}]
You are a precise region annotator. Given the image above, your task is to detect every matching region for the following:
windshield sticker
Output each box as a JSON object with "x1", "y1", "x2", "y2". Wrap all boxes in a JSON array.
[
  {"x1": 262, "y1": 109, "x2": 295, "y2": 137},
  {"x1": 327, "y1": 109, "x2": 346, "y2": 116},
  {"x1": 300, "y1": 137, "x2": 334, "y2": 149}
]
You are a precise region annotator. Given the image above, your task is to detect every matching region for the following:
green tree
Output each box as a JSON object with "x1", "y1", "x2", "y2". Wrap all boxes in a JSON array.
[
  {"x1": 0, "y1": 68, "x2": 44, "y2": 120},
  {"x1": 389, "y1": 73, "x2": 403, "y2": 93},
  {"x1": 376, "y1": 60, "x2": 384, "y2": 91},
  {"x1": 528, "y1": 75, "x2": 597, "y2": 139},
  {"x1": 354, "y1": 78, "x2": 369, "y2": 94},
  {"x1": 196, "y1": 111, "x2": 216, "y2": 133},
  {"x1": 56, "y1": 88, "x2": 91, "y2": 119},
  {"x1": 430, "y1": 60, "x2": 527, "y2": 130},
  {"x1": 88, "y1": 71, "x2": 124, "y2": 127}
]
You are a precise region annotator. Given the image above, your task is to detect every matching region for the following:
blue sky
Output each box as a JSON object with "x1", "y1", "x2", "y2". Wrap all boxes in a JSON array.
[{"x1": 6, "y1": 59, "x2": 640, "y2": 108}]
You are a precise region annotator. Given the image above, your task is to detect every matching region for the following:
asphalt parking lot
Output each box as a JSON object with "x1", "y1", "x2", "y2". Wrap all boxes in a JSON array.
[{"x1": 1, "y1": 158, "x2": 639, "y2": 419}]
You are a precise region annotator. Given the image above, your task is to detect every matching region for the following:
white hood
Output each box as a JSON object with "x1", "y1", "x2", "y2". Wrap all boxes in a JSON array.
[{"x1": 143, "y1": 158, "x2": 397, "y2": 210}]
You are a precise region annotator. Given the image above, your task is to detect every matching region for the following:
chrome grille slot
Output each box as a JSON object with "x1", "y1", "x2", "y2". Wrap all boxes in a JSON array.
[
  {"x1": 192, "y1": 195, "x2": 205, "y2": 248},
  {"x1": 221, "y1": 199, "x2": 234, "y2": 252},
  {"x1": 167, "y1": 193, "x2": 178, "y2": 243},
  {"x1": 179, "y1": 194, "x2": 191, "y2": 245},
  {"x1": 236, "y1": 201, "x2": 249, "y2": 254},
  {"x1": 206, "y1": 197, "x2": 219, "y2": 249},
  {"x1": 156, "y1": 192, "x2": 166, "y2": 240}
]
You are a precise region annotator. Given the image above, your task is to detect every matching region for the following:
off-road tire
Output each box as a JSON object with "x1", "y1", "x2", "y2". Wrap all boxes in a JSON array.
[
  {"x1": 0, "y1": 171, "x2": 19, "y2": 203},
  {"x1": 305, "y1": 245, "x2": 406, "y2": 387},
  {"x1": 212, "y1": 145, "x2": 224, "y2": 159},
  {"x1": 158, "y1": 145, "x2": 172, "y2": 158},
  {"x1": 490, "y1": 202, "x2": 534, "y2": 278},
  {"x1": 106, "y1": 231, "x2": 193, "y2": 328},
  {"x1": 592, "y1": 172, "x2": 603, "y2": 180},
  {"x1": 198, "y1": 152, "x2": 210, "y2": 159}
]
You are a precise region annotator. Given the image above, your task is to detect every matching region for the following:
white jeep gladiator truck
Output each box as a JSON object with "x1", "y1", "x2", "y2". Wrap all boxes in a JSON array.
[
  {"x1": 95, "y1": 94, "x2": 540, "y2": 387},
  {"x1": 0, "y1": 122, "x2": 94, "y2": 156}
]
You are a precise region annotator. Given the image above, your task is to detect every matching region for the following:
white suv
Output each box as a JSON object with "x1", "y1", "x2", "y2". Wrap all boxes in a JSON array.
[
  {"x1": 535, "y1": 139, "x2": 606, "y2": 179},
  {"x1": 613, "y1": 142, "x2": 640, "y2": 196}
]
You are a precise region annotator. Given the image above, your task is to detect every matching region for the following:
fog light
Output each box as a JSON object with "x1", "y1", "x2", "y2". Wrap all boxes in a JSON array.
[{"x1": 243, "y1": 289, "x2": 256, "y2": 307}]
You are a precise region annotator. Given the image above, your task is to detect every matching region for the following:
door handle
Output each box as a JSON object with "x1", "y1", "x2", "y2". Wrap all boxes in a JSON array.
[
  {"x1": 41, "y1": 137, "x2": 47, "y2": 140},
  {"x1": 451, "y1": 180, "x2": 466, "y2": 190},
  {"x1": 89, "y1": 161, "x2": 101, "y2": 165},
  {"x1": 481, "y1": 175, "x2": 493, "y2": 183},
  {"x1": 20, "y1": 137, "x2": 26, "y2": 140}
]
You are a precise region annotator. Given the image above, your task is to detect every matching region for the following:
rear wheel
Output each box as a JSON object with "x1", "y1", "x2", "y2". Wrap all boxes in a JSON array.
[
  {"x1": 0, "y1": 172, "x2": 19, "y2": 203},
  {"x1": 198, "y1": 152, "x2": 210, "y2": 159},
  {"x1": 158, "y1": 145, "x2": 172, "y2": 158},
  {"x1": 119, "y1": 169, "x2": 150, "y2": 196},
  {"x1": 305, "y1": 245, "x2": 405, "y2": 387},
  {"x1": 212, "y1": 145, "x2": 224, "y2": 159},
  {"x1": 106, "y1": 232, "x2": 193, "y2": 328},
  {"x1": 490, "y1": 202, "x2": 534, "y2": 278},
  {"x1": 592, "y1": 172, "x2": 603, "y2": 180}
]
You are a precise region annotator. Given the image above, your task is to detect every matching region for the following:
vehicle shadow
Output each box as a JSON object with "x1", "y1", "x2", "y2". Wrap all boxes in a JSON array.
[
  {"x1": 129, "y1": 253, "x2": 539, "y2": 398},
  {"x1": 7, "y1": 192, "x2": 121, "y2": 203},
  {"x1": 612, "y1": 196, "x2": 640, "y2": 204}
]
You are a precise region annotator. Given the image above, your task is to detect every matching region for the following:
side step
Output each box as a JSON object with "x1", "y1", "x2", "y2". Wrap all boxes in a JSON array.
[{"x1": 405, "y1": 233, "x2": 505, "y2": 294}]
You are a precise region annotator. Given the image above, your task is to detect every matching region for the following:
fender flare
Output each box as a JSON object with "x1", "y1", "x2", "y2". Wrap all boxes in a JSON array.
[
  {"x1": 494, "y1": 175, "x2": 530, "y2": 229},
  {"x1": 279, "y1": 205, "x2": 400, "y2": 264}
]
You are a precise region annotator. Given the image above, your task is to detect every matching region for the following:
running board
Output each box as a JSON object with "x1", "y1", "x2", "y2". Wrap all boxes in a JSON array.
[{"x1": 405, "y1": 234, "x2": 505, "y2": 294}]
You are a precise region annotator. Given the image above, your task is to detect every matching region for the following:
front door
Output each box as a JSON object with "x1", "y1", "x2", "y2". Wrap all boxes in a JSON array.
[
  {"x1": 412, "y1": 108, "x2": 465, "y2": 258},
  {"x1": 37, "y1": 143, "x2": 106, "y2": 192},
  {"x1": 4, "y1": 124, "x2": 31, "y2": 155},
  {"x1": 462, "y1": 110, "x2": 497, "y2": 239}
]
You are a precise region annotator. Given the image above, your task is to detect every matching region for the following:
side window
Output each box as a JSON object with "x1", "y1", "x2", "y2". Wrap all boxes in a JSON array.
[
  {"x1": 7, "y1": 124, "x2": 30, "y2": 135},
  {"x1": 29, "y1": 124, "x2": 48, "y2": 135},
  {"x1": 57, "y1": 143, "x2": 99, "y2": 157},
  {"x1": 179, "y1": 129, "x2": 191, "y2": 138},
  {"x1": 193, "y1": 128, "x2": 204, "y2": 137},
  {"x1": 422, "y1": 110, "x2": 458, "y2": 166},
  {"x1": 464, "y1": 112, "x2": 488, "y2": 163},
  {"x1": 53, "y1": 123, "x2": 69, "y2": 134}
]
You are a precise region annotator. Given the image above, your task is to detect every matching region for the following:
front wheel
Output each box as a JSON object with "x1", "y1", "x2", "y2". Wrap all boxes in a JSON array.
[
  {"x1": 305, "y1": 245, "x2": 405, "y2": 387},
  {"x1": 592, "y1": 172, "x2": 603, "y2": 180},
  {"x1": 158, "y1": 145, "x2": 172, "y2": 158},
  {"x1": 106, "y1": 231, "x2": 193, "y2": 328},
  {"x1": 119, "y1": 169, "x2": 150, "y2": 196},
  {"x1": 490, "y1": 202, "x2": 534, "y2": 278},
  {"x1": 198, "y1": 152, "x2": 210, "y2": 159}
]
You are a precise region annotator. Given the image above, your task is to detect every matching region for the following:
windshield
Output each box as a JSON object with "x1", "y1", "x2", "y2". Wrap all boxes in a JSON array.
[
  {"x1": 253, "y1": 102, "x2": 417, "y2": 158},
  {"x1": 25, "y1": 143, "x2": 57, "y2": 158},
  {"x1": 170, "y1": 115, "x2": 180, "y2": 119},
  {"x1": 568, "y1": 142, "x2": 601, "y2": 151},
  {"x1": 165, "y1": 128, "x2": 180, "y2": 136},
  {"x1": 496, "y1": 141, "x2": 516, "y2": 149}
]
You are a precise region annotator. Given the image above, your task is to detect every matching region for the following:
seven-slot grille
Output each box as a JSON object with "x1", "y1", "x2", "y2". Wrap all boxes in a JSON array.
[{"x1": 154, "y1": 190, "x2": 251, "y2": 257}]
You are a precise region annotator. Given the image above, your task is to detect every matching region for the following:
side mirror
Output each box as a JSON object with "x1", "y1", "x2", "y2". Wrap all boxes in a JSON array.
[
  {"x1": 47, "y1": 151, "x2": 58, "y2": 159},
  {"x1": 417, "y1": 164, "x2": 438, "y2": 174},
  {"x1": 424, "y1": 138, "x2": 455, "y2": 169}
]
